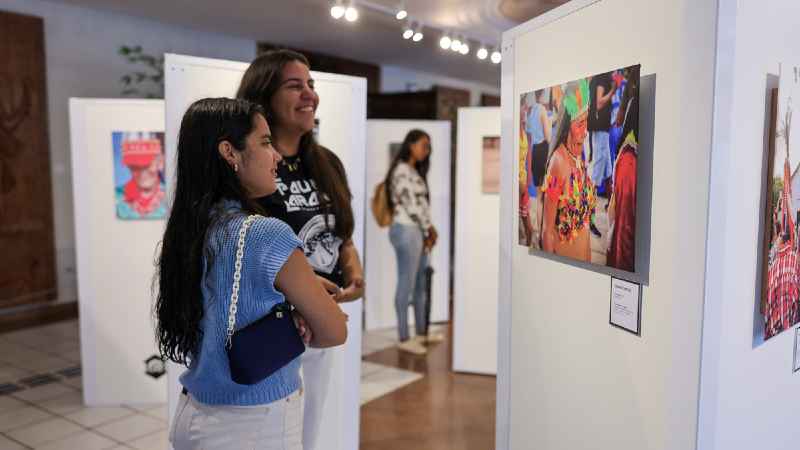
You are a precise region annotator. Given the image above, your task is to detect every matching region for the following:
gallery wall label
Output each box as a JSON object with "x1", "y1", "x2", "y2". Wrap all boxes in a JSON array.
[{"x1": 609, "y1": 276, "x2": 641, "y2": 336}]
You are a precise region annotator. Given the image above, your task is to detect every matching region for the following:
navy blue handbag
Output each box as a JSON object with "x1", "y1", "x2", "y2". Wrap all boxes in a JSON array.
[{"x1": 224, "y1": 215, "x2": 306, "y2": 386}]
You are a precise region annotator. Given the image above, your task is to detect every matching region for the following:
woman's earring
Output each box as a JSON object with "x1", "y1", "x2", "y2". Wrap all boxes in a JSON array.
[{"x1": 234, "y1": 163, "x2": 238, "y2": 172}]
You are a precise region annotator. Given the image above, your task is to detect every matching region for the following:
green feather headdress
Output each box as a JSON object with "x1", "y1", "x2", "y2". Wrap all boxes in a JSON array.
[{"x1": 563, "y1": 78, "x2": 591, "y2": 120}]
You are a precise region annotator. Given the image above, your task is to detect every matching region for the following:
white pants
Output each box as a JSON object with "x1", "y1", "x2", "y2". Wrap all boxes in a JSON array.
[
  {"x1": 301, "y1": 347, "x2": 334, "y2": 450},
  {"x1": 170, "y1": 388, "x2": 303, "y2": 449}
]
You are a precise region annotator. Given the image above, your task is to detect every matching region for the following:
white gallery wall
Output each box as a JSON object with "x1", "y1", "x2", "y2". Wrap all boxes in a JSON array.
[
  {"x1": 453, "y1": 107, "x2": 500, "y2": 375},
  {"x1": 698, "y1": 0, "x2": 800, "y2": 447},
  {"x1": 69, "y1": 99, "x2": 166, "y2": 404},
  {"x1": 498, "y1": 0, "x2": 719, "y2": 448},
  {"x1": 0, "y1": 0, "x2": 257, "y2": 304},
  {"x1": 364, "y1": 120, "x2": 451, "y2": 331},
  {"x1": 163, "y1": 54, "x2": 366, "y2": 450}
]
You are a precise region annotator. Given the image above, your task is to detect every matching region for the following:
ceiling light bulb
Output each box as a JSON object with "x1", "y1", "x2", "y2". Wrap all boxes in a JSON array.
[
  {"x1": 459, "y1": 43, "x2": 469, "y2": 55},
  {"x1": 491, "y1": 50, "x2": 502, "y2": 64},
  {"x1": 477, "y1": 47, "x2": 488, "y2": 59},
  {"x1": 345, "y1": 6, "x2": 358, "y2": 21},
  {"x1": 403, "y1": 28, "x2": 413, "y2": 39},
  {"x1": 331, "y1": 5, "x2": 344, "y2": 18},
  {"x1": 413, "y1": 31, "x2": 423, "y2": 41},
  {"x1": 396, "y1": 10, "x2": 407, "y2": 19},
  {"x1": 451, "y1": 39, "x2": 461, "y2": 52},
  {"x1": 440, "y1": 36, "x2": 451, "y2": 49}
]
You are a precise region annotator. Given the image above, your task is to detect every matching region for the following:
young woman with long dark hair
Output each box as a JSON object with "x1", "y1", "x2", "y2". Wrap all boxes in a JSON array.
[
  {"x1": 155, "y1": 97, "x2": 347, "y2": 449},
  {"x1": 236, "y1": 49, "x2": 364, "y2": 450},
  {"x1": 383, "y1": 129, "x2": 441, "y2": 355}
]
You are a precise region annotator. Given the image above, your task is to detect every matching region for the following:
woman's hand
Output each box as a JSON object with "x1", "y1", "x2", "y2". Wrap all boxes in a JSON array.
[
  {"x1": 291, "y1": 309, "x2": 312, "y2": 346},
  {"x1": 316, "y1": 275, "x2": 344, "y2": 301},
  {"x1": 338, "y1": 276, "x2": 365, "y2": 303},
  {"x1": 425, "y1": 225, "x2": 437, "y2": 252}
]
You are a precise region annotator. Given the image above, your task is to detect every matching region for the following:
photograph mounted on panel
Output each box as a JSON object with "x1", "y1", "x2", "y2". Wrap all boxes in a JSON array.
[
  {"x1": 112, "y1": 131, "x2": 166, "y2": 219},
  {"x1": 763, "y1": 63, "x2": 800, "y2": 341},
  {"x1": 482, "y1": 136, "x2": 500, "y2": 194},
  {"x1": 518, "y1": 64, "x2": 641, "y2": 273}
]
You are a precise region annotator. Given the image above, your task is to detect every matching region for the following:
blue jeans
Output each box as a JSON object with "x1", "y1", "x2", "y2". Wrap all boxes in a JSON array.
[
  {"x1": 591, "y1": 130, "x2": 613, "y2": 184},
  {"x1": 389, "y1": 223, "x2": 428, "y2": 340}
]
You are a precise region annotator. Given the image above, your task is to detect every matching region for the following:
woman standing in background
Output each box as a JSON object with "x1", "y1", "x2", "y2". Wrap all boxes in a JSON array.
[{"x1": 384, "y1": 129, "x2": 442, "y2": 355}]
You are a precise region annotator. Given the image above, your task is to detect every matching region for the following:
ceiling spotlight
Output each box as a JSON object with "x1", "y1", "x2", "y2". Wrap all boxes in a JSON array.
[
  {"x1": 331, "y1": 0, "x2": 344, "y2": 18},
  {"x1": 477, "y1": 46, "x2": 488, "y2": 60},
  {"x1": 396, "y1": 1, "x2": 407, "y2": 19},
  {"x1": 414, "y1": 24, "x2": 422, "y2": 42},
  {"x1": 345, "y1": 4, "x2": 358, "y2": 21},
  {"x1": 450, "y1": 37, "x2": 461, "y2": 52},
  {"x1": 459, "y1": 42, "x2": 469, "y2": 55},
  {"x1": 440, "y1": 35, "x2": 451, "y2": 49},
  {"x1": 403, "y1": 20, "x2": 413, "y2": 39},
  {"x1": 491, "y1": 49, "x2": 502, "y2": 64}
]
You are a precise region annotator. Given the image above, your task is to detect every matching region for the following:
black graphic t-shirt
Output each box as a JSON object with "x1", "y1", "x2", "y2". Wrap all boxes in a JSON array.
[{"x1": 258, "y1": 154, "x2": 344, "y2": 286}]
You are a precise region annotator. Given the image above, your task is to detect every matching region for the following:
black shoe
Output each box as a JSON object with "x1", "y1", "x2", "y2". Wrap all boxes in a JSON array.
[{"x1": 590, "y1": 223, "x2": 601, "y2": 238}]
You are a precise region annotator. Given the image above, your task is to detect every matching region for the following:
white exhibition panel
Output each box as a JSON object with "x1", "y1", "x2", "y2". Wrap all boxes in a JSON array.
[
  {"x1": 497, "y1": 0, "x2": 719, "y2": 449},
  {"x1": 163, "y1": 54, "x2": 366, "y2": 450},
  {"x1": 698, "y1": 0, "x2": 800, "y2": 448},
  {"x1": 364, "y1": 120, "x2": 451, "y2": 331},
  {"x1": 452, "y1": 107, "x2": 500, "y2": 375},
  {"x1": 69, "y1": 99, "x2": 167, "y2": 405}
]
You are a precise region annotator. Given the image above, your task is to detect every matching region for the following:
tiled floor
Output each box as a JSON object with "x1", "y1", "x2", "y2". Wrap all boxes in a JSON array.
[{"x1": 0, "y1": 319, "x2": 432, "y2": 449}]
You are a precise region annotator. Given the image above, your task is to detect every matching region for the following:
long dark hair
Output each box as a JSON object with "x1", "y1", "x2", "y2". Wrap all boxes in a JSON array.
[
  {"x1": 236, "y1": 49, "x2": 354, "y2": 239},
  {"x1": 384, "y1": 129, "x2": 431, "y2": 211},
  {"x1": 155, "y1": 97, "x2": 266, "y2": 366}
]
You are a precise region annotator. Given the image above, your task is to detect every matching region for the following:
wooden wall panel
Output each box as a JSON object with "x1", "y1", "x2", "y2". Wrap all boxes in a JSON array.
[{"x1": 0, "y1": 11, "x2": 56, "y2": 309}]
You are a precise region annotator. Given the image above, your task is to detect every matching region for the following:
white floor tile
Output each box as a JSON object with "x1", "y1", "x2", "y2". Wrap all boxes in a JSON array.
[
  {"x1": 5, "y1": 417, "x2": 84, "y2": 447},
  {"x1": 65, "y1": 405, "x2": 136, "y2": 428},
  {"x1": 94, "y1": 413, "x2": 166, "y2": 442},
  {"x1": 360, "y1": 361, "x2": 387, "y2": 378},
  {"x1": 128, "y1": 428, "x2": 168, "y2": 450},
  {"x1": 0, "y1": 365, "x2": 33, "y2": 384},
  {"x1": 142, "y1": 403, "x2": 168, "y2": 422},
  {"x1": 37, "y1": 390, "x2": 85, "y2": 415},
  {"x1": 0, "y1": 434, "x2": 25, "y2": 450},
  {"x1": 359, "y1": 379, "x2": 400, "y2": 405},
  {"x1": 0, "y1": 396, "x2": 24, "y2": 415},
  {"x1": 124, "y1": 403, "x2": 163, "y2": 413},
  {"x1": 62, "y1": 376, "x2": 83, "y2": 390},
  {"x1": 0, "y1": 405, "x2": 54, "y2": 432},
  {"x1": 10, "y1": 382, "x2": 76, "y2": 403},
  {"x1": 12, "y1": 354, "x2": 74, "y2": 373},
  {"x1": 364, "y1": 365, "x2": 423, "y2": 387},
  {"x1": 35, "y1": 430, "x2": 117, "y2": 450}
]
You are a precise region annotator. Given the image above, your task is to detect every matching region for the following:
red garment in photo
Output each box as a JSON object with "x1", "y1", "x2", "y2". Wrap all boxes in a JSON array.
[
  {"x1": 765, "y1": 243, "x2": 800, "y2": 339},
  {"x1": 606, "y1": 142, "x2": 637, "y2": 272}
]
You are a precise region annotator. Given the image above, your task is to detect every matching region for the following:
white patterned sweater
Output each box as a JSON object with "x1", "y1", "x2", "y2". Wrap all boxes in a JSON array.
[{"x1": 390, "y1": 162, "x2": 431, "y2": 231}]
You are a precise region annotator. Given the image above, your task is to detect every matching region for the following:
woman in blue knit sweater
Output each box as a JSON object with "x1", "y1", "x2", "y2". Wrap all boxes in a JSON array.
[{"x1": 155, "y1": 98, "x2": 347, "y2": 449}]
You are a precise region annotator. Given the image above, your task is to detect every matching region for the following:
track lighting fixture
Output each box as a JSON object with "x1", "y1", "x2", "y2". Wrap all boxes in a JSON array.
[
  {"x1": 491, "y1": 49, "x2": 502, "y2": 64},
  {"x1": 450, "y1": 36, "x2": 461, "y2": 52},
  {"x1": 331, "y1": 0, "x2": 344, "y2": 19},
  {"x1": 395, "y1": 1, "x2": 407, "y2": 19},
  {"x1": 412, "y1": 23, "x2": 423, "y2": 41},
  {"x1": 440, "y1": 34, "x2": 451, "y2": 49},
  {"x1": 345, "y1": 2, "x2": 358, "y2": 21},
  {"x1": 402, "y1": 19, "x2": 413, "y2": 39},
  {"x1": 459, "y1": 41, "x2": 469, "y2": 55}
]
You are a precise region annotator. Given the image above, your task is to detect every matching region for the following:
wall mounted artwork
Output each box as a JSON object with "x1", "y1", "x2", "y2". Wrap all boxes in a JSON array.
[
  {"x1": 482, "y1": 136, "x2": 500, "y2": 194},
  {"x1": 518, "y1": 64, "x2": 641, "y2": 273},
  {"x1": 762, "y1": 63, "x2": 800, "y2": 341},
  {"x1": 112, "y1": 131, "x2": 166, "y2": 219}
]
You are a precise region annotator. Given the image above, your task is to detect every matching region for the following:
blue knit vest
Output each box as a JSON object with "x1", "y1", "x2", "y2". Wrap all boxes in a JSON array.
[{"x1": 180, "y1": 204, "x2": 303, "y2": 405}]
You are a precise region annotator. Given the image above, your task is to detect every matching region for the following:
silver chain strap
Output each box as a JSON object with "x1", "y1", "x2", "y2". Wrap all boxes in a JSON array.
[{"x1": 226, "y1": 214, "x2": 261, "y2": 349}]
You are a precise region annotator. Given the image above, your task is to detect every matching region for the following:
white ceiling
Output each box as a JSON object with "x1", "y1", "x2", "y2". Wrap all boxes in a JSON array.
[{"x1": 42, "y1": 0, "x2": 569, "y2": 86}]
